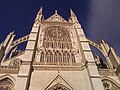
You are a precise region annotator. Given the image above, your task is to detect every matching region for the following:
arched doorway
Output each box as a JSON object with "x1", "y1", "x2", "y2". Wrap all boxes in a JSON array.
[
  {"x1": 0, "y1": 78, "x2": 14, "y2": 90},
  {"x1": 48, "y1": 83, "x2": 71, "y2": 90}
]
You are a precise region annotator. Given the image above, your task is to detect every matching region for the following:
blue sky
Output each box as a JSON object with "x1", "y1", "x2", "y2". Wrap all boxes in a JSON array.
[{"x1": 0, "y1": 0, "x2": 120, "y2": 57}]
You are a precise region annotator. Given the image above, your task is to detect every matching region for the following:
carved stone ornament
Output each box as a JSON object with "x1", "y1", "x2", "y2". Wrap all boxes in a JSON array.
[
  {"x1": 103, "y1": 81, "x2": 112, "y2": 90},
  {"x1": 102, "y1": 80, "x2": 120, "y2": 90},
  {"x1": 48, "y1": 84, "x2": 71, "y2": 90},
  {"x1": 35, "y1": 26, "x2": 78, "y2": 66},
  {"x1": 9, "y1": 58, "x2": 22, "y2": 67},
  {"x1": 46, "y1": 10, "x2": 68, "y2": 23},
  {"x1": 0, "y1": 78, "x2": 14, "y2": 90}
]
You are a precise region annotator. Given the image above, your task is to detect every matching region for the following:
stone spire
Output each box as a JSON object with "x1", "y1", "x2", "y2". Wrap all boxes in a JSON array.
[
  {"x1": 3, "y1": 31, "x2": 15, "y2": 47},
  {"x1": 0, "y1": 31, "x2": 15, "y2": 62},
  {"x1": 35, "y1": 7, "x2": 43, "y2": 21},
  {"x1": 69, "y1": 9, "x2": 78, "y2": 23}
]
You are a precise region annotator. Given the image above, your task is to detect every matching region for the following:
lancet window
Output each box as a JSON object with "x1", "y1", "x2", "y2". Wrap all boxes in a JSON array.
[{"x1": 39, "y1": 26, "x2": 75, "y2": 65}]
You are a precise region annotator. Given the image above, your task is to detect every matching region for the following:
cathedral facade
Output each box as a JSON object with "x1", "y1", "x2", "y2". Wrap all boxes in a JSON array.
[{"x1": 0, "y1": 7, "x2": 120, "y2": 90}]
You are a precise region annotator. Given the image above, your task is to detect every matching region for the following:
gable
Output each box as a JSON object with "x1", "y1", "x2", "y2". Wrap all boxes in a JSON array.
[
  {"x1": 43, "y1": 74, "x2": 75, "y2": 90},
  {"x1": 45, "y1": 10, "x2": 68, "y2": 23}
]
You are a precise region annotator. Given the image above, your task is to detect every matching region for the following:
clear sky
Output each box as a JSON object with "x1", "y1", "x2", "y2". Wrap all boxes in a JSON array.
[{"x1": 0, "y1": 0, "x2": 120, "y2": 57}]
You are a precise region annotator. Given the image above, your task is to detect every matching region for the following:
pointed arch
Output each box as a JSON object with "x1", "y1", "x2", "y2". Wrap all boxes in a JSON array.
[
  {"x1": 71, "y1": 52, "x2": 75, "y2": 64},
  {"x1": 49, "y1": 51, "x2": 53, "y2": 64},
  {"x1": 0, "y1": 74, "x2": 15, "y2": 90},
  {"x1": 43, "y1": 26, "x2": 72, "y2": 49},
  {"x1": 42, "y1": 74, "x2": 75, "y2": 90},
  {"x1": 38, "y1": 26, "x2": 77, "y2": 65},
  {"x1": 67, "y1": 52, "x2": 70, "y2": 64},
  {"x1": 101, "y1": 76, "x2": 120, "y2": 90},
  {"x1": 63, "y1": 52, "x2": 67, "y2": 64},
  {"x1": 48, "y1": 83, "x2": 71, "y2": 90},
  {"x1": 0, "y1": 74, "x2": 16, "y2": 83},
  {"x1": 54, "y1": 51, "x2": 57, "y2": 65},
  {"x1": 58, "y1": 52, "x2": 62, "y2": 65}
]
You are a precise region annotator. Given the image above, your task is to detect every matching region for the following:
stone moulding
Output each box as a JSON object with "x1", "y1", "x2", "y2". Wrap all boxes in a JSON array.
[
  {"x1": 22, "y1": 61, "x2": 32, "y2": 65},
  {"x1": 33, "y1": 63, "x2": 86, "y2": 71},
  {"x1": 101, "y1": 76, "x2": 120, "y2": 89},
  {"x1": 99, "y1": 69, "x2": 115, "y2": 76},
  {"x1": 41, "y1": 21, "x2": 73, "y2": 26},
  {"x1": 0, "y1": 66, "x2": 19, "y2": 74}
]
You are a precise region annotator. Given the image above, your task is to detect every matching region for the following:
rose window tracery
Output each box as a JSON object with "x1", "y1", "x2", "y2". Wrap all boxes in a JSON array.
[
  {"x1": 38, "y1": 26, "x2": 76, "y2": 65},
  {"x1": 103, "y1": 81, "x2": 111, "y2": 90},
  {"x1": 102, "y1": 80, "x2": 120, "y2": 90}
]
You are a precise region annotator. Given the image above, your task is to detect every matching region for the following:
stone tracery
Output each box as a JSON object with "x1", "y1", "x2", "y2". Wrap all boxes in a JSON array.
[
  {"x1": 102, "y1": 79, "x2": 120, "y2": 90},
  {"x1": 48, "y1": 84, "x2": 71, "y2": 90},
  {"x1": 0, "y1": 78, "x2": 14, "y2": 90},
  {"x1": 37, "y1": 26, "x2": 76, "y2": 65}
]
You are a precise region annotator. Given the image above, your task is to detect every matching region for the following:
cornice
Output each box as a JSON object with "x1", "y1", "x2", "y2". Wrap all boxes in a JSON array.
[
  {"x1": 0, "y1": 66, "x2": 19, "y2": 74},
  {"x1": 33, "y1": 62, "x2": 86, "y2": 71}
]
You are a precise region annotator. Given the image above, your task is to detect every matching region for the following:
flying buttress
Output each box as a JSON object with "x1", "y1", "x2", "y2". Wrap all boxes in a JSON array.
[
  {"x1": 10, "y1": 34, "x2": 29, "y2": 50},
  {"x1": 86, "y1": 38, "x2": 102, "y2": 52}
]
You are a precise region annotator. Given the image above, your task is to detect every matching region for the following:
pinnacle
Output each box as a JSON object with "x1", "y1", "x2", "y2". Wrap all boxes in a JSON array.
[
  {"x1": 70, "y1": 8, "x2": 76, "y2": 16},
  {"x1": 55, "y1": 10, "x2": 58, "y2": 15},
  {"x1": 39, "y1": 7, "x2": 43, "y2": 14}
]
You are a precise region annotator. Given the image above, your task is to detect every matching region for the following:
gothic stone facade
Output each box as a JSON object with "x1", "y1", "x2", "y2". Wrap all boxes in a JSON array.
[{"x1": 0, "y1": 7, "x2": 120, "y2": 90}]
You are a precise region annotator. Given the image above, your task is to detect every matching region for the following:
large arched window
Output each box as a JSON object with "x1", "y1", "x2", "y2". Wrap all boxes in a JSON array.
[
  {"x1": 0, "y1": 78, "x2": 14, "y2": 90},
  {"x1": 43, "y1": 26, "x2": 71, "y2": 49},
  {"x1": 39, "y1": 26, "x2": 76, "y2": 65}
]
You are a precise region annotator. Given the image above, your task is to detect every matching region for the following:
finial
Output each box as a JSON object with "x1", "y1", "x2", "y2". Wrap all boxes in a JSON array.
[
  {"x1": 70, "y1": 8, "x2": 78, "y2": 23},
  {"x1": 12, "y1": 31, "x2": 14, "y2": 34},
  {"x1": 70, "y1": 8, "x2": 72, "y2": 12},
  {"x1": 55, "y1": 10, "x2": 58, "y2": 14},
  {"x1": 9, "y1": 31, "x2": 14, "y2": 36},
  {"x1": 70, "y1": 8, "x2": 76, "y2": 16},
  {"x1": 35, "y1": 6, "x2": 43, "y2": 21},
  {"x1": 98, "y1": 36, "x2": 103, "y2": 43},
  {"x1": 39, "y1": 7, "x2": 43, "y2": 14}
]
